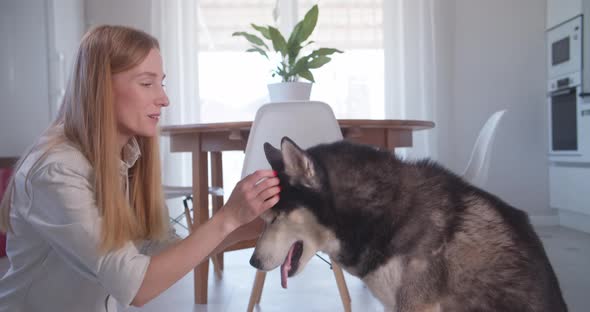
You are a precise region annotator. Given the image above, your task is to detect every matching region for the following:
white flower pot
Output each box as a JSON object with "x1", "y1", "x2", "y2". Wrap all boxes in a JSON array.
[{"x1": 267, "y1": 82, "x2": 312, "y2": 102}]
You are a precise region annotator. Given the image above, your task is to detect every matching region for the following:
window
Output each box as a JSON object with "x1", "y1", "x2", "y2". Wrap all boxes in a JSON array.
[
  {"x1": 198, "y1": 0, "x2": 276, "y2": 123},
  {"x1": 296, "y1": 0, "x2": 384, "y2": 119},
  {"x1": 197, "y1": 0, "x2": 384, "y2": 121},
  {"x1": 158, "y1": 0, "x2": 385, "y2": 196}
]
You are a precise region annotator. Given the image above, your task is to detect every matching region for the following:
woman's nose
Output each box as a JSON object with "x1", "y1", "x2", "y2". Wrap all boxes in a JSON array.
[
  {"x1": 158, "y1": 97, "x2": 170, "y2": 107},
  {"x1": 157, "y1": 89, "x2": 170, "y2": 107}
]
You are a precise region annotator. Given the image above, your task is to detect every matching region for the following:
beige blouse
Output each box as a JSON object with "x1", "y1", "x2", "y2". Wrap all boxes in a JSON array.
[{"x1": 0, "y1": 135, "x2": 178, "y2": 312}]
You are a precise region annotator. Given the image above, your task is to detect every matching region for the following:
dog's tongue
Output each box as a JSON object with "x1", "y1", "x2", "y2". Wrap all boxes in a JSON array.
[{"x1": 280, "y1": 243, "x2": 296, "y2": 289}]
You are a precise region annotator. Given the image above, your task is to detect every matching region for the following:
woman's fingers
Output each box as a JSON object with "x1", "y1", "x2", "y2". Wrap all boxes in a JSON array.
[
  {"x1": 262, "y1": 194, "x2": 280, "y2": 210},
  {"x1": 257, "y1": 186, "x2": 280, "y2": 202},
  {"x1": 245, "y1": 169, "x2": 277, "y2": 187},
  {"x1": 224, "y1": 169, "x2": 281, "y2": 225},
  {"x1": 242, "y1": 170, "x2": 280, "y2": 199},
  {"x1": 254, "y1": 177, "x2": 280, "y2": 194}
]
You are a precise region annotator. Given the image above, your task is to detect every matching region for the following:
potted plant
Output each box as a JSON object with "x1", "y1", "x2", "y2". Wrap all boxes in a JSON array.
[{"x1": 232, "y1": 4, "x2": 342, "y2": 102}]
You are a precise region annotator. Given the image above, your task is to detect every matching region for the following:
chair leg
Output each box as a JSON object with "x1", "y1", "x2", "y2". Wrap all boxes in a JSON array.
[
  {"x1": 182, "y1": 196, "x2": 193, "y2": 231},
  {"x1": 331, "y1": 259, "x2": 351, "y2": 312},
  {"x1": 247, "y1": 270, "x2": 267, "y2": 312},
  {"x1": 254, "y1": 271, "x2": 265, "y2": 304},
  {"x1": 210, "y1": 255, "x2": 222, "y2": 280}
]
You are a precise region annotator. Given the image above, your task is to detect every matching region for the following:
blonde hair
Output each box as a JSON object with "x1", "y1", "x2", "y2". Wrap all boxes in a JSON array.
[{"x1": 0, "y1": 25, "x2": 168, "y2": 252}]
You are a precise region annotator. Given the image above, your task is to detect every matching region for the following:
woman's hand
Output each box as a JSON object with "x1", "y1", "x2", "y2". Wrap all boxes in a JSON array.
[{"x1": 221, "y1": 169, "x2": 280, "y2": 231}]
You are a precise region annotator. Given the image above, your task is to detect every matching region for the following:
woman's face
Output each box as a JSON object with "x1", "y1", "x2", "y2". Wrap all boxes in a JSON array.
[{"x1": 112, "y1": 48, "x2": 169, "y2": 145}]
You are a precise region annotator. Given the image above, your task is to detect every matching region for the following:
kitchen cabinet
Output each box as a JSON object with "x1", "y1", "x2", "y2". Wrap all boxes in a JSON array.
[
  {"x1": 549, "y1": 165, "x2": 590, "y2": 216},
  {"x1": 549, "y1": 164, "x2": 590, "y2": 232}
]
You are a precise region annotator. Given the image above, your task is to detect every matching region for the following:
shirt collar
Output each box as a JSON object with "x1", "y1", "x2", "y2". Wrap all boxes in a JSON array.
[{"x1": 119, "y1": 137, "x2": 141, "y2": 175}]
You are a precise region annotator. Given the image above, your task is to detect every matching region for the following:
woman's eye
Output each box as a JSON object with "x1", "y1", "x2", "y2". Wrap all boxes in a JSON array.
[{"x1": 140, "y1": 82, "x2": 153, "y2": 87}]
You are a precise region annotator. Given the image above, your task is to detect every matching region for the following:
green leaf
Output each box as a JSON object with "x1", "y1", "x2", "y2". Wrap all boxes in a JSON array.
[
  {"x1": 287, "y1": 22, "x2": 303, "y2": 47},
  {"x1": 302, "y1": 40, "x2": 315, "y2": 47},
  {"x1": 307, "y1": 56, "x2": 331, "y2": 69},
  {"x1": 298, "y1": 69, "x2": 315, "y2": 82},
  {"x1": 268, "y1": 26, "x2": 287, "y2": 56},
  {"x1": 231, "y1": 3, "x2": 342, "y2": 84},
  {"x1": 290, "y1": 56, "x2": 310, "y2": 76},
  {"x1": 246, "y1": 46, "x2": 269, "y2": 59},
  {"x1": 288, "y1": 45, "x2": 302, "y2": 65},
  {"x1": 232, "y1": 32, "x2": 269, "y2": 50},
  {"x1": 295, "y1": 5, "x2": 319, "y2": 45},
  {"x1": 273, "y1": 64, "x2": 288, "y2": 82},
  {"x1": 251, "y1": 24, "x2": 271, "y2": 40},
  {"x1": 286, "y1": 5, "x2": 318, "y2": 56},
  {"x1": 307, "y1": 48, "x2": 343, "y2": 59}
]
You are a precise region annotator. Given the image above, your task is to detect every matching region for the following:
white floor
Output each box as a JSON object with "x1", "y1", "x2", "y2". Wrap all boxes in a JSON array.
[
  {"x1": 125, "y1": 249, "x2": 383, "y2": 312},
  {"x1": 1, "y1": 226, "x2": 588, "y2": 311},
  {"x1": 130, "y1": 226, "x2": 590, "y2": 312}
]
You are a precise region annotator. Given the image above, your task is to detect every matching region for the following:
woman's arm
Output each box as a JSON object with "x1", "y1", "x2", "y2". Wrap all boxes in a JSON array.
[
  {"x1": 131, "y1": 207, "x2": 235, "y2": 306},
  {"x1": 131, "y1": 170, "x2": 279, "y2": 306},
  {"x1": 209, "y1": 217, "x2": 264, "y2": 257}
]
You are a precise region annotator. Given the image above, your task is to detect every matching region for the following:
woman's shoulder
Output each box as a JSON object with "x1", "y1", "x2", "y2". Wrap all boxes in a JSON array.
[{"x1": 19, "y1": 136, "x2": 93, "y2": 183}]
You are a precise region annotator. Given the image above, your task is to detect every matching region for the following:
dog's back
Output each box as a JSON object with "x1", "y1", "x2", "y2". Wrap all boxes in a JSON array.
[{"x1": 441, "y1": 190, "x2": 566, "y2": 311}]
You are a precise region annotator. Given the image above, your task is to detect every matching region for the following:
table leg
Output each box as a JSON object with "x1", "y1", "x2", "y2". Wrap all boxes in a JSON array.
[
  {"x1": 210, "y1": 151, "x2": 224, "y2": 279},
  {"x1": 192, "y1": 144, "x2": 209, "y2": 304},
  {"x1": 386, "y1": 129, "x2": 412, "y2": 151}
]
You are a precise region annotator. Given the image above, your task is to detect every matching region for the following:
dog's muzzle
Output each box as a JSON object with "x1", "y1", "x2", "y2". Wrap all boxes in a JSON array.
[{"x1": 249, "y1": 255, "x2": 263, "y2": 270}]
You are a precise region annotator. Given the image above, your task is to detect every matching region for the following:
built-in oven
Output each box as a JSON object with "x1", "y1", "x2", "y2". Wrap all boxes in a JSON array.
[
  {"x1": 548, "y1": 72, "x2": 590, "y2": 163},
  {"x1": 547, "y1": 16, "x2": 582, "y2": 79}
]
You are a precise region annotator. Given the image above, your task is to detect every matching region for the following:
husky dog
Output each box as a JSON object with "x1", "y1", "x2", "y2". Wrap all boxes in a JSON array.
[{"x1": 249, "y1": 137, "x2": 567, "y2": 312}]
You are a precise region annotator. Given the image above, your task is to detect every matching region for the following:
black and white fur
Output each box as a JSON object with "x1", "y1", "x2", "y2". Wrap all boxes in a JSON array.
[{"x1": 249, "y1": 137, "x2": 567, "y2": 312}]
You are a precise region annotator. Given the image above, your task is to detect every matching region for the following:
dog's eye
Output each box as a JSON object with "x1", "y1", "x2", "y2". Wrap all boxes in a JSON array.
[{"x1": 270, "y1": 216, "x2": 277, "y2": 224}]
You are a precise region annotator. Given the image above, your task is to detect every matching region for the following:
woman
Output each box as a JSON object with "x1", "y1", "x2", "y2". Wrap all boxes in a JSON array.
[{"x1": 0, "y1": 25, "x2": 280, "y2": 311}]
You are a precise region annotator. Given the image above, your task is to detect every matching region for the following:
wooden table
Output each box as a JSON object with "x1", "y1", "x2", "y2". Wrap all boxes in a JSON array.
[{"x1": 160, "y1": 119, "x2": 434, "y2": 304}]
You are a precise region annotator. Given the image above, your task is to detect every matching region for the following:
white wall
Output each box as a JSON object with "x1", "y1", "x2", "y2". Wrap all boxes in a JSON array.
[
  {"x1": 430, "y1": 1, "x2": 456, "y2": 169},
  {"x1": 451, "y1": 0, "x2": 552, "y2": 216},
  {"x1": 48, "y1": 0, "x2": 86, "y2": 120},
  {"x1": 84, "y1": 0, "x2": 152, "y2": 32},
  {"x1": 0, "y1": 0, "x2": 84, "y2": 158},
  {"x1": 1, "y1": 1, "x2": 59, "y2": 157},
  {"x1": 0, "y1": 0, "x2": 150, "y2": 158},
  {"x1": 547, "y1": 0, "x2": 581, "y2": 29}
]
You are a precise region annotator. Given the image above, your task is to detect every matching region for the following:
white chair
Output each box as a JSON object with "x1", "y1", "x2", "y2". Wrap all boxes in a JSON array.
[
  {"x1": 242, "y1": 101, "x2": 351, "y2": 312},
  {"x1": 163, "y1": 185, "x2": 223, "y2": 232},
  {"x1": 462, "y1": 110, "x2": 507, "y2": 188}
]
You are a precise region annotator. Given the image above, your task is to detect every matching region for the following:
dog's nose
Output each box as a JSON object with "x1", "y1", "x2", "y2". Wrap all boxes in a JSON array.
[{"x1": 250, "y1": 255, "x2": 263, "y2": 269}]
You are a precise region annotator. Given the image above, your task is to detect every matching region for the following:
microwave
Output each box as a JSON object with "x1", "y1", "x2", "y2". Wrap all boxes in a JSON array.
[{"x1": 547, "y1": 16, "x2": 582, "y2": 79}]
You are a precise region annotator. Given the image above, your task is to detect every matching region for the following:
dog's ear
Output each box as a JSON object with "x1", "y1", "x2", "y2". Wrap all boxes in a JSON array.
[
  {"x1": 264, "y1": 142, "x2": 284, "y2": 171},
  {"x1": 280, "y1": 137, "x2": 321, "y2": 189}
]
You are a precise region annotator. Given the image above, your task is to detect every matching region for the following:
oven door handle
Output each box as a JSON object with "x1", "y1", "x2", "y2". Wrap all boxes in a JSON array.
[{"x1": 549, "y1": 88, "x2": 574, "y2": 97}]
